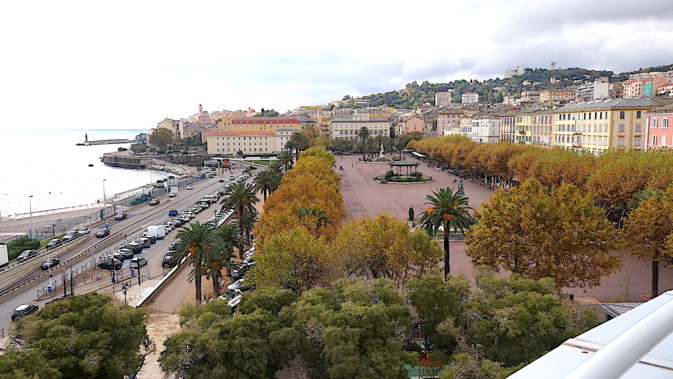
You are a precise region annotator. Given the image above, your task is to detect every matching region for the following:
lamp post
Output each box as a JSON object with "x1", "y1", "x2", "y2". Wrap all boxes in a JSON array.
[
  {"x1": 102, "y1": 179, "x2": 107, "y2": 220},
  {"x1": 121, "y1": 282, "x2": 130, "y2": 305},
  {"x1": 28, "y1": 195, "x2": 34, "y2": 240}
]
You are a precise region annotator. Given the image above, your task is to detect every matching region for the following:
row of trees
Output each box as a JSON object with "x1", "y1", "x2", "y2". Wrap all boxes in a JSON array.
[{"x1": 408, "y1": 136, "x2": 673, "y2": 223}]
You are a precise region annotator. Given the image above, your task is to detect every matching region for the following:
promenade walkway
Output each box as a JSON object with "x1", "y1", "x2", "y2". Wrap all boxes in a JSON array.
[{"x1": 336, "y1": 153, "x2": 673, "y2": 303}]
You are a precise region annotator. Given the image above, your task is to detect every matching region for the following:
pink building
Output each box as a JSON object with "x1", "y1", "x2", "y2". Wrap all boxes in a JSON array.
[
  {"x1": 646, "y1": 104, "x2": 673, "y2": 149},
  {"x1": 400, "y1": 116, "x2": 426, "y2": 135}
]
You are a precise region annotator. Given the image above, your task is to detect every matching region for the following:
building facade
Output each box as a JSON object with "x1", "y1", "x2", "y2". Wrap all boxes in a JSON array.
[
  {"x1": 400, "y1": 116, "x2": 426, "y2": 135},
  {"x1": 462, "y1": 92, "x2": 479, "y2": 104},
  {"x1": 230, "y1": 117, "x2": 301, "y2": 133},
  {"x1": 330, "y1": 115, "x2": 391, "y2": 140},
  {"x1": 645, "y1": 104, "x2": 673, "y2": 149},
  {"x1": 204, "y1": 128, "x2": 299, "y2": 155},
  {"x1": 435, "y1": 91, "x2": 453, "y2": 107},
  {"x1": 554, "y1": 99, "x2": 656, "y2": 154},
  {"x1": 470, "y1": 118, "x2": 500, "y2": 143},
  {"x1": 438, "y1": 112, "x2": 463, "y2": 136},
  {"x1": 531, "y1": 110, "x2": 554, "y2": 147}
]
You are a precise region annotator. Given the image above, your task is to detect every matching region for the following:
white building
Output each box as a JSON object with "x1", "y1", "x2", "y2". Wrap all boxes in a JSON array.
[
  {"x1": 435, "y1": 91, "x2": 453, "y2": 107},
  {"x1": 470, "y1": 118, "x2": 500, "y2": 143},
  {"x1": 462, "y1": 92, "x2": 479, "y2": 104},
  {"x1": 504, "y1": 64, "x2": 525, "y2": 79},
  {"x1": 204, "y1": 127, "x2": 298, "y2": 155},
  {"x1": 330, "y1": 114, "x2": 391, "y2": 139}
]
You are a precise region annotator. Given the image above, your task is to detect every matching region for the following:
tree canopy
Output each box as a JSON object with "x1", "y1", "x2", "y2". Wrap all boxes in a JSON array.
[{"x1": 149, "y1": 127, "x2": 174, "y2": 150}]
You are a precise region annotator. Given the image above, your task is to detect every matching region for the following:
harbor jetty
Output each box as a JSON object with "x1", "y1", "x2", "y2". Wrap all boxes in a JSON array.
[{"x1": 75, "y1": 132, "x2": 136, "y2": 146}]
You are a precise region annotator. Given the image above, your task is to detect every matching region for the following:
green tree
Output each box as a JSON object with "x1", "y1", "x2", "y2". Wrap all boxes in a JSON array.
[
  {"x1": 221, "y1": 182, "x2": 259, "y2": 250},
  {"x1": 234, "y1": 206, "x2": 259, "y2": 246},
  {"x1": 277, "y1": 150, "x2": 294, "y2": 171},
  {"x1": 438, "y1": 352, "x2": 519, "y2": 379},
  {"x1": 358, "y1": 127, "x2": 370, "y2": 161},
  {"x1": 4, "y1": 293, "x2": 147, "y2": 378},
  {"x1": 159, "y1": 289, "x2": 300, "y2": 379},
  {"x1": 254, "y1": 170, "x2": 279, "y2": 202},
  {"x1": 149, "y1": 128, "x2": 174, "y2": 150},
  {"x1": 212, "y1": 223, "x2": 241, "y2": 278},
  {"x1": 419, "y1": 187, "x2": 474, "y2": 279},
  {"x1": 622, "y1": 188, "x2": 673, "y2": 298},
  {"x1": 176, "y1": 222, "x2": 214, "y2": 303},
  {"x1": 465, "y1": 179, "x2": 622, "y2": 289}
]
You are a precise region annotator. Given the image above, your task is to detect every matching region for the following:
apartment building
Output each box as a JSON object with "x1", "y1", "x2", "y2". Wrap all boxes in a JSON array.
[
  {"x1": 515, "y1": 113, "x2": 533, "y2": 145},
  {"x1": 438, "y1": 112, "x2": 463, "y2": 136},
  {"x1": 554, "y1": 99, "x2": 656, "y2": 154},
  {"x1": 462, "y1": 92, "x2": 479, "y2": 104},
  {"x1": 230, "y1": 117, "x2": 301, "y2": 133},
  {"x1": 500, "y1": 114, "x2": 517, "y2": 143},
  {"x1": 435, "y1": 91, "x2": 453, "y2": 107},
  {"x1": 531, "y1": 110, "x2": 554, "y2": 147},
  {"x1": 204, "y1": 128, "x2": 299, "y2": 155},
  {"x1": 400, "y1": 116, "x2": 426, "y2": 135},
  {"x1": 470, "y1": 118, "x2": 500, "y2": 143},
  {"x1": 645, "y1": 104, "x2": 673, "y2": 149},
  {"x1": 539, "y1": 88, "x2": 574, "y2": 103},
  {"x1": 331, "y1": 114, "x2": 391, "y2": 140}
]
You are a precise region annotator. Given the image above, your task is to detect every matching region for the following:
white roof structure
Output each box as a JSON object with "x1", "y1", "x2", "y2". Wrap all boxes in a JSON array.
[{"x1": 509, "y1": 290, "x2": 673, "y2": 378}]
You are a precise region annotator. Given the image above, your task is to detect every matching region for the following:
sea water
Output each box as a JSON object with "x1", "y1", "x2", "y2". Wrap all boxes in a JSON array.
[{"x1": 0, "y1": 129, "x2": 169, "y2": 216}]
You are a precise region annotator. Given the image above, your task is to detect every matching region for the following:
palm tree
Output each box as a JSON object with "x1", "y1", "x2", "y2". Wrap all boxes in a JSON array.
[
  {"x1": 175, "y1": 222, "x2": 213, "y2": 303},
  {"x1": 419, "y1": 188, "x2": 474, "y2": 279},
  {"x1": 221, "y1": 182, "x2": 259, "y2": 250},
  {"x1": 212, "y1": 223, "x2": 241, "y2": 277},
  {"x1": 269, "y1": 160, "x2": 284, "y2": 178},
  {"x1": 234, "y1": 207, "x2": 259, "y2": 249},
  {"x1": 297, "y1": 206, "x2": 332, "y2": 233},
  {"x1": 254, "y1": 170, "x2": 278, "y2": 202},
  {"x1": 278, "y1": 150, "x2": 294, "y2": 171},
  {"x1": 358, "y1": 127, "x2": 370, "y2": 161}
]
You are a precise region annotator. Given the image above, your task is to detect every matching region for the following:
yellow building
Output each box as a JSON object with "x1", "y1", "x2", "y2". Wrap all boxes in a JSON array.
[
  {"x1": 554, "y1": 99, "x2": 657, "y2": 154},
  {"x1": 230, "y1": 117, "x2": 301, "y2": 133},
  {"x1": 515, "y1": 113, "x2": 533, "y2": 145},
  {"x1": 204, "y1": 128, "x2": 299, "y2": 155}
]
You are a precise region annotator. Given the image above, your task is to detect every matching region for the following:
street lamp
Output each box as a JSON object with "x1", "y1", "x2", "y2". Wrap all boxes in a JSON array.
[
  {"x1": 102, "y1": 179, "x2": 107, "y2": 219},
  {"x1": 28, "y1": 195, "x2": 34, "y2": 241},
  {"x1": 121, "y1": 282, "x2": 130, "y2": 305}
]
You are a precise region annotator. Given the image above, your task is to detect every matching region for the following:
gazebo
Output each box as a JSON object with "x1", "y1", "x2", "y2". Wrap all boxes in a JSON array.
[{"x1": 389, "y1": 160, "x2": 420, "y2": 176}]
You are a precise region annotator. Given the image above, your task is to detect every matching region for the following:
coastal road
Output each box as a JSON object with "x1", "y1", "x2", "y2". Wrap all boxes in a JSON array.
[{"x1": 0, "y1": 173, "x2": 237, "y2": 335}]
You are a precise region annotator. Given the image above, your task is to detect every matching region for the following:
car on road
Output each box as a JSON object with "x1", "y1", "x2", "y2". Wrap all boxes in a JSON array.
[
  {"x1": 62, "y1": 231, "x2": 80, "y2": 243},
  {"x1": 129, "y1": 257, "x2": 148, "y2": 269},
  {"x1": 168, "y1": 209, "x2": 178, "y2": 217},
  {"x1": 168, "y1": 192, "x2": 177, "y2": 197},
  {"x1": 118, "y1": 248, "x2": 135, "y2": 259},
  {"x1": 97, "y1": 258, "x2": 122, "y2": 270},
  {"x1": 77, "y1": 227, "x2": 91, "y2": 234},
  {"x1": 122, "y1": 243, "x2": 143, "y2": 254},
  {"x1": 134, "y1": 238, "x2": 152, "y2": 249},
  {"x1": 186, "y1": 185, "x2": 193, "y2": 190},
  {"x1": 41, "y1": 257, "x2": 60, "y2": 270},
  {"x1": 219, "y1": 179, "x2": 226, "y2": 182},
  {"x1": 95, "y1": 228, "x2": 110, "y2": 238},
  {"x1": 45, "y1": 239, "x2": 64, "y2": 250},
  {"x1": 162, "y1": 251, "x2": 178, "y2": 268},
  {"x1": 11, "y1": 304, "x2": 39, "y2": 321},
  {"x1": 149, "y1": 199, "x2": 160, "y2": 206},
  {"x1": 114, "y1": 212, "x2": 127, "y2": 220},
  {"x1": 17, "y1": 249, "x2": 38, "y2": 262}
]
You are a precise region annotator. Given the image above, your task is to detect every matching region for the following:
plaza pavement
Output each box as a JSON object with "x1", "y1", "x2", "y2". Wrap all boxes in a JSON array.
[{"x1": 337, "y1": 153, "x2": 673, "y2": 303}]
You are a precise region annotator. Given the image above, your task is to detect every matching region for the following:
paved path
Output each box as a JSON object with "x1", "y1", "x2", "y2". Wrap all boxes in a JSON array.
[{"x1": 337, "y1": 153, "x2": 673, "y2": 303}]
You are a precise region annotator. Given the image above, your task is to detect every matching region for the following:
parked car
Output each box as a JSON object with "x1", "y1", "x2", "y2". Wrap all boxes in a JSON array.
[
  {"x1": 45, "y1": 239, "x2": 64, "y2": 250},
  {"x1": 134, "y1": 238, "x2": 152, "y2": 249},
  {"x1": 95, "y1": 228, "x2": 110, "y2": 238},
  {"x1": 102, "y1": 252, "x2": 125, "y2": 262},
  {"x1": 122, "y1": 243, "x2": 143, "y2": 254},
  {"x1": 168, "y1": 192, "x2": 177, "y2": 197},
  {"x1": 41, "y1": 257, "x2": 60, "y2": 270},
  {"x1": 168, "y1": 209, "x2": 178, "y2": 217},
  {"x1": 162, "y1": 251, "x2": 178, "y2": 268},
  {"x1": 170, "y1": 219, "x2": 183, "y2": 227},
  {"x1": 77, "y1": 227, "x2": 91, "y2": 234},
  {"x1": 114, "y1": 212, "x2": 127, "y2": 220},
  {"x1": 227, "y1": 278, "x2": 246, "y2": 291},
  {"x1": 11, "y1": 304, "x2": 39, "y2": 321},
  {"x1": 169, "y1": 240, "x2": 181, "y2": 250},
  {"x1": 129, "y1": 257, "x2": 148, "y2": 269},
  {"x1": 62, "y1": 231, "x2": 80, "y2": 243},
  {"x1": 186, "y1": 185, "x2": 193, "y2": 190},
  {"x1": 118, "y1": 248, "x2": 135, "y2": 259},
  {"x1": 149, "y1": 199, "x2": 160, "y2": 206},
  {"x1": 17, "y1": 249, "x2": 38, "y2": 262},
  {"x1": 97, "y1": 258, "x2": 122, "y2": 270}
]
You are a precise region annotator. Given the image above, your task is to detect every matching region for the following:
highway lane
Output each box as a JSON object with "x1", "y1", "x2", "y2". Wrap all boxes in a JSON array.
[{"x1": 0, "y1": 174, "x2": 236, "y2": 335}]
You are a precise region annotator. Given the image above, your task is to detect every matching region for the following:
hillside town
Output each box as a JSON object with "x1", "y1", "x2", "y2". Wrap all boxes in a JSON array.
[{"x1": 155, "y1": 66, "x2": 673, "y2": 156}]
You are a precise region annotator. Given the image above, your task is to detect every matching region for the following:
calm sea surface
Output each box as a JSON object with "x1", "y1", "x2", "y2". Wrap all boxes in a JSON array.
[{"x1": 0, "y1": 129, "x2": 169, "y2": 216}]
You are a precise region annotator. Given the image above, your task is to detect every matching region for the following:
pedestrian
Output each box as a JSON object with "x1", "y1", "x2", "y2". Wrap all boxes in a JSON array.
[{"x1": 352, "y1": 163, "x2": 354, "y2": 167}]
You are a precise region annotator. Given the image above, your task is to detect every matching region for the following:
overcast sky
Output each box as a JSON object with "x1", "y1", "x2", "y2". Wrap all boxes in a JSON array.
[{"x1": 1, "y1": 0, "x2": 672, "y2": 131}]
